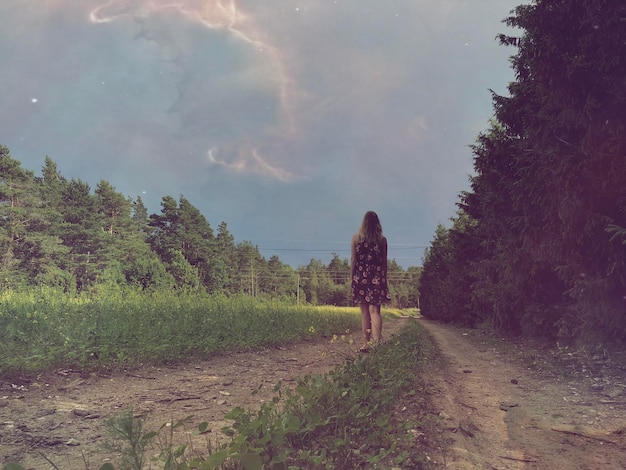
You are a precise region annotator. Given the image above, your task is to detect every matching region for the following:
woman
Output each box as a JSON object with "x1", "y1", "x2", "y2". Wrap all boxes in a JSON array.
[{"x1": 351, "y1": 211, "x2": 391, "y2": 352}]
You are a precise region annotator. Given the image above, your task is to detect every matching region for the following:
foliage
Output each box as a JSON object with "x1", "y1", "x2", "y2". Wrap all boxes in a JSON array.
[
  {"x1": 215, "y1": 320, "x2": 426, "y2": 469},
  {"x1": 53, "y1": 320, "x2": 430, "y2": 470},
  {"x1": 0, "y1": 145, "x2": 419, "y2": 303},
  {"x1": 105, "y1": 410, "x2": 156, "y2": 470},
  {"x1": 420, "y1": 217, "x2": 481, "y2": 327},
  {"x1": 0, "y1": 289, "x2": 362, "y2": 377},
  {"x1": 420, "y1": 0, "x2": 626, "y2": 343}
]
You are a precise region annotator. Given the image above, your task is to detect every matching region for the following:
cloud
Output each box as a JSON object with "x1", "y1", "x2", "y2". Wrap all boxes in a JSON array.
[
  {"x1": 0, "y1": 0, "x2": 522, "y2": 266},
  {"x1": 83, "y1": 0, "x2": 304, "y2": 181}
]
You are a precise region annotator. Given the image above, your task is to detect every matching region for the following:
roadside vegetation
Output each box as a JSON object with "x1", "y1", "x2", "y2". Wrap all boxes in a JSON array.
[
  {"x1": 0, "y1": 146, "x2": 420, "y2": 310},
  {"x1": 420, "y1": 0, "x2": 625, "y2": 347},
  {"x1": 2, "y1": 306, "x2": 436, "y2": 469},
  {"x1": 103, "y1": 317, "x2": 430, "y2": 470},
  {"x1": 0, "y1": 288, "x2": 365, "y2": 378}
]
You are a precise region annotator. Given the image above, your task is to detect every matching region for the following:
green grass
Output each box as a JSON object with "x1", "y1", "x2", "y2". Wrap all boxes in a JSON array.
[
  {"x1": 0, "y1": 287, "x2": 362, "y2": 377},
  {"x1": 93, "y1": 319, "x2": 432, "y2": 470},
  {"x1": 218, "y1": 318, "x2": 431, "y2": 469},
  {"x1": 2, "y1": 288, "x2": 438, "y2": 469}
]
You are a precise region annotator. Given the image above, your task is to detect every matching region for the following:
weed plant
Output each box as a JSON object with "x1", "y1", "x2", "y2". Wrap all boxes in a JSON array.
[
  {"x1": 0, "y1": 287, "x2": 361, "y2": 377},
  {"x1": 3, "y1": 320, "x2": 432, "y2": 469},
  {"x1": 215, "y1": 319, "x2": 428, "y2": 468},
  {"x1": 100, "y1": 320, "x2": 429, "y2": 469}
]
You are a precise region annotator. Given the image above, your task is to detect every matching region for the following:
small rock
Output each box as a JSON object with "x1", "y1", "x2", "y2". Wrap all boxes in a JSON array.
[
  {"x1": 462, "y1": 369, "x2": 472, "y2": 374},
  {"x1": 511, "y1": 379, "x2": 519, "y2": 385},
  {"x1": 218, "y1": 391, "x2": 231, "y2": 396},
  {"x1": 66, "y1": 438, "x2": 80, "y2": 446},
  {"x1": 408, "y1": 429, "x2": 425, "y2": 438},
  {"x1": 604, "y1": 388, "x2": 623, "y2": 399},
  {"x1": 217, "y1": 400, "x2": 227, "y2": 405}
]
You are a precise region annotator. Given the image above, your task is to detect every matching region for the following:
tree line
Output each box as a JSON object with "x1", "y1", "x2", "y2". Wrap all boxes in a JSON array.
[
  {"x1": 419, "y1": 0, "x2": 626, "y2": 344},
  {"x1": 0, "y1": 147, "x2": 420, "y2": 306}
]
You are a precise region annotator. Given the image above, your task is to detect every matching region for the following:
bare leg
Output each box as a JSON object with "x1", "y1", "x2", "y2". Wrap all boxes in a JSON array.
[
  {"x1": 360, "y1": 303, "x2": 371, "y2": 348},
  {"x1": 369, "y1": 304, "x2": 382, "y2": 343}
]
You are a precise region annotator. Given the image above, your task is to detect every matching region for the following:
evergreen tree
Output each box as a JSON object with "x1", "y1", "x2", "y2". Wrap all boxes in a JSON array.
[
  {"x1": 420, "y1": 223, "x2": 477, "y2": 325},
  {"x1": 299, "y1": 259, "x2": 335, "y2": 305},
  {"x1": 40, "y1": 156, "x2": 67, "y2": 211},
  {"x1": 405, "y1": 266, "x2": 422, "y2": 309},
  {"x1": 0, "y1": 148, "x2": 422, "y2": 301},
  {"x1": 148, "y1": 195, "x2": 223, "y2": 292},
  {"x1": 263, "y1": 255, "x2": 297, "y2": 299},
  {"x1": 427, "y1": 0, "x2": 626, "y2": 341},
  {"x1": 95, "y1": 180, "x2": 131, "y2": 236},
  {"x1": 326, "y1": 253, "x2": 351, "y2": 306},
  {"x1": 59, "y1": 179, "x2": 108, "y2": 289},
  {"x1": 168, "y1": 249, "x2": 202, "y2": 291},
  {"x1": 131, "y1": 196, "x2": 149, "y2": 237},
  {"x1": 498, "y1": 0, "x2": 626, "y2": 340},
  {"x1": 0, "y1": 146, "x2": 35, "y2": 242},
  {"x1": 177, "y1": 196, "x2": 216, "y2": 289},
  {"x1": 232, "y1": 241, "x2": 266, "y2": 296},
  {"x1": 214, "y1": 221, "x2": 237, "y2": 292},
  {"x1": 147, "y1": 195, "x2": 180, "y2": 264},
  {"x1": 0, "y1": 148, "x2": 70, "y2": 288}
]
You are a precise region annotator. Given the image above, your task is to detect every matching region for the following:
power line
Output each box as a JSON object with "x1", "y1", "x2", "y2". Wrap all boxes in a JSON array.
[
  {"x1": 254, "y1": 241, "x2": 428, "y2": 268},
  {"x1": 259, "y1": 246, "x2": 425, "y2": 252}
]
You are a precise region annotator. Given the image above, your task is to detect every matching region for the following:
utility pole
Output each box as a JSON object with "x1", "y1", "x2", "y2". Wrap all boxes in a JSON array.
[
  {"x1": 296, "y1": 274, "x2": 300, "y2": 306},
  {"x1": 250, "y1": 260, "x2": 254, "y2": 297}
]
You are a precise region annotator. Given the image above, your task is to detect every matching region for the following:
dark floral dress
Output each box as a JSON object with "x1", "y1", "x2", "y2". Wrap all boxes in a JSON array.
[{"x1": 352, "y1": 239, "x2": 391, "y2": 305}]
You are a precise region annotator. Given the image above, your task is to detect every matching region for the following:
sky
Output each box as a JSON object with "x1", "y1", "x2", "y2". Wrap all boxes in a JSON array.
[{"x1": 0, "y1": 0, "x2": 524, "y2": 268}]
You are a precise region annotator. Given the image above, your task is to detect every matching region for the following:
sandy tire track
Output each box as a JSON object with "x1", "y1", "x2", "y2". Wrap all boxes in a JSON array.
[{"x1": 418, "y1": 318, "x2": 626, "y2": 469}]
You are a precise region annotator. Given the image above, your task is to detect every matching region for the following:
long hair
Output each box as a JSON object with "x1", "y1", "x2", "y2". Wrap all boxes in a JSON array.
[{"x1": 358, "y1": 211, "x2": 384, "y2": 244}]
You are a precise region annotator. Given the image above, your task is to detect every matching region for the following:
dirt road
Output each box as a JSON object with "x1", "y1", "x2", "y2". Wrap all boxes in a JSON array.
[
  {"x1": 418, "y1": 318, "x2": 626, "y2": 469},
  {"x1": 1, "y1": 319, "x2": 409, "y2": 469},
  {"x1": 2, "y1": 317, "x2": 626, "y2": 469}
]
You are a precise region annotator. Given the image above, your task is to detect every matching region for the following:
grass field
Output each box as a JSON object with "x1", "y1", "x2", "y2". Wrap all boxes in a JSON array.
[
  {"x1": 2, "y1": 288, "x2": 431, "y2": 469},
  {"x1": 0, "y1": 287, "x2": 368, "y2": 377}
]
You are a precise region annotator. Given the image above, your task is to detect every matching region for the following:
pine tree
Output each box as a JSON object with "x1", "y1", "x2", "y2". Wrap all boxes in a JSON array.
[{"x1": 435, "y1": 0, "x2": 626, "y2": 340}]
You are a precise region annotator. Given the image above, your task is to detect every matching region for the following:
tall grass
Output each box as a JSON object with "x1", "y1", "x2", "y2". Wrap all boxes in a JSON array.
[
  {"x1": 0, "y1": 287, "x2": 361, "y2": 377},
  {"x1": 212, "y1": 319, "x2": 430, "y2": 469},
  {"x1": 4, "y1": 320, "x2": 434, "y2": 470},
  {"x1": 96, "y1": 320, "x2": 432, "y2": 470}
]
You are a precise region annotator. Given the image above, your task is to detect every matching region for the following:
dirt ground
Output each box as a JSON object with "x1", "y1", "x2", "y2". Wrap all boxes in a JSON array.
[
  {"x1": 419, "y1": 318, "x2": 626, "y2": 469},
  {"x1": 2, "y1": 317, "x2": 626, "y2": 469}
]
